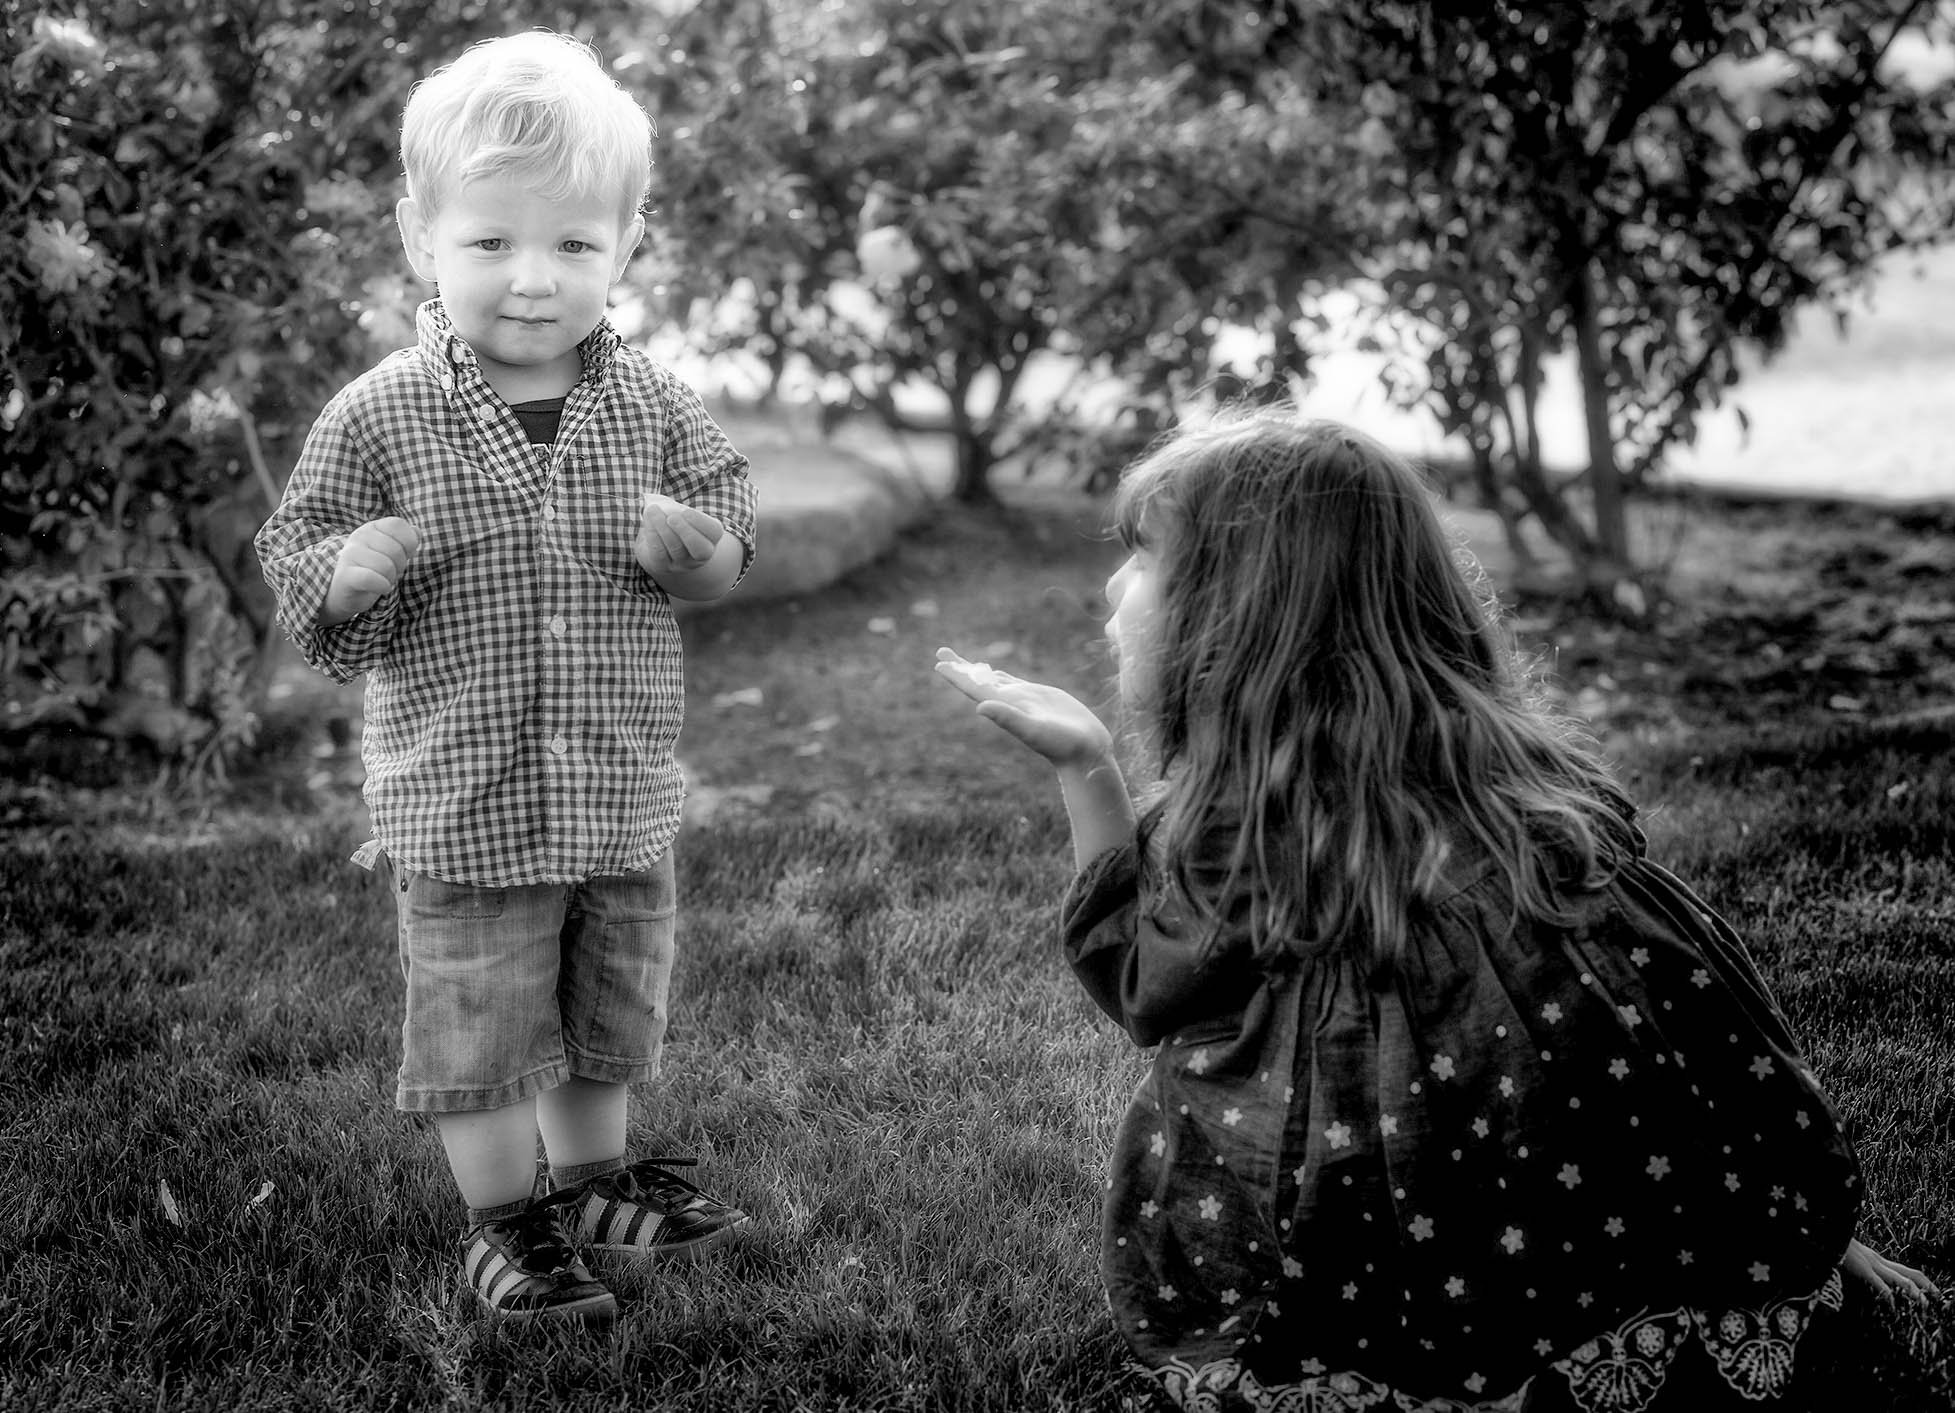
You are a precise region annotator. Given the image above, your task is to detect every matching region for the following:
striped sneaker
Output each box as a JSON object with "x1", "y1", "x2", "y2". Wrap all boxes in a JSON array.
[
  {"x1": 460, "y1": 1189, "x2": 617, "y2": 1323},
  {"x1": 561, "y1": 1156, "x2": 749, "y2": 1260}
]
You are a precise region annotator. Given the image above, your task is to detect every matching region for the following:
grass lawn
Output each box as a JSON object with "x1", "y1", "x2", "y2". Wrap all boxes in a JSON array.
[{"x1": 4, "y1": 485, "x2": 1955, "y2": 1411}]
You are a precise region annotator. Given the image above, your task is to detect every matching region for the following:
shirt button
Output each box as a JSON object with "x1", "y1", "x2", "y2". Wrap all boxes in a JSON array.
[
  {"x1": 541, "y1": 504, "x2": 557, "y2": 521},
  {"x1": 549, "y1": 735, "x2": 568, "y2": 756},
  {"x1": 549, "y1": 615, "x2": 568, "y2": 638}
]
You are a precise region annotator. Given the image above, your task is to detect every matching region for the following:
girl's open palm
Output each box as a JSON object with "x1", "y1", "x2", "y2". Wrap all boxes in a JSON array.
[{"x1": 934, "y1": 647, "x2": 1113, "y2": 768}]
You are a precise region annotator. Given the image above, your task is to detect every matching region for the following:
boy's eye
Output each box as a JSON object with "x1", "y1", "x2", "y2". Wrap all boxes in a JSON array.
[
  {"x1": 561, "y1": 240, "x2": 591, "y2": 254},
  {"x1": 470, "y1": 238, "x2": 508, "y2": 252}
]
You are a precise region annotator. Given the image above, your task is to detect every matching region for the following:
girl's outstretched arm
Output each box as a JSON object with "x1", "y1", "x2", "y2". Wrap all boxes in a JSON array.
[{"x1": 935, "y1": 647, "x2": 1135, "y2": 869}]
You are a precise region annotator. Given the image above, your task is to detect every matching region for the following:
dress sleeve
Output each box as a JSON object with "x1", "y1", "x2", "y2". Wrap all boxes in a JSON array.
[
  {"x1": 1616, "y1": 856, "x2": 1807, "y2": 1057},
  {"x1": 1060, "y1": 842, "x2": 1262, "y2": 1048},
  {"x1": 253, "y1": 398, "x2": 403, "y2": 683}
]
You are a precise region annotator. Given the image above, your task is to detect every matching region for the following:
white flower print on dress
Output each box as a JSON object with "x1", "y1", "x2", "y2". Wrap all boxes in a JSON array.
[
  {"x1": 1692, "y1": 1271, "x2": 1842, "y2": 1403},
  {"x1": 1552, "y1": 1307, "x2": 1690, "y2": 1413}
]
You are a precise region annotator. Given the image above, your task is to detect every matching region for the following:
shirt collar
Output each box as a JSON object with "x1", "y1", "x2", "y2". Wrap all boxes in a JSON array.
[{"x1": 413, "y1": 299, "x2": 623, "y2": 390}]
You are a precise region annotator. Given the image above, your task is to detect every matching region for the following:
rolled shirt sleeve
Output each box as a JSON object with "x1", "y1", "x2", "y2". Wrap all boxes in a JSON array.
[
  {"x1": 655, "y1": 378, "x2": 757, "y2": 587},
  {"x1": 254, "y1": 388, "x2": 405, "y2": 683}
]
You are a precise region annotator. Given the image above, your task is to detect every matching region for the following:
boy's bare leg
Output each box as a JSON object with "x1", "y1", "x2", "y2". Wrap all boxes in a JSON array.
[
  {"x1": 537, "y1": 1076, "x2": 629, "y2": 1170},
  {"x1": 436, "y1": 1098, "x2": 544, "y2": 1210},
  {"x1": 439, "y1": 1095, "x2": 616, "y2": 1321}
]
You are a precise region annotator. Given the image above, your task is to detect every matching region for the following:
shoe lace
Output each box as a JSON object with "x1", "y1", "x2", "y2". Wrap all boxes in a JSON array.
[
  {"x1": 608, "y1": 1155, "x2": 709, "y2": 1211},
  {"x1": 494, "y1": 1188, "x2": 585, "y2": 1273}
]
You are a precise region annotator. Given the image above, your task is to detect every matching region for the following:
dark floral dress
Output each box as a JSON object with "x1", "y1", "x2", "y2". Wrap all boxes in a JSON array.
[{"x1": 1061, "y1": 827, "x2": 1861, "y2": 1412}]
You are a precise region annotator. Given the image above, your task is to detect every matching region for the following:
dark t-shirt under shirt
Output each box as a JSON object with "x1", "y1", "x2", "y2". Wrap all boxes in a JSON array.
[{"x1": 511, "y1": 397, "x2": 565, "y2": 445}]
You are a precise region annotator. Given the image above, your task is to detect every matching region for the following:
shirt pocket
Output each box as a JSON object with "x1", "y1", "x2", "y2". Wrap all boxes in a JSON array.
[{"x1": 559, "y1": 453, "x2": 660, "y2": 595}]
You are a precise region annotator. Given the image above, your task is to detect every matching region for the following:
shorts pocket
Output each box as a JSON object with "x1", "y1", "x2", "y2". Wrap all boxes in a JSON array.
[{"x1": 407, "y1": 875, "x2": 507, "y2": 920}]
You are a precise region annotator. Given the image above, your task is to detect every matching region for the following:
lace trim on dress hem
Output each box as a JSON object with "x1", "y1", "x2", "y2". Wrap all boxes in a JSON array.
[{"x1": 1131, "y1": 1268, "x2": 1845, "y2": 1413}]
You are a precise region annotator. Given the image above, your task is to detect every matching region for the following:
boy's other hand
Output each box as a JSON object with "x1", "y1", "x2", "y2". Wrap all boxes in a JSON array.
[
  {"x1": 321, "y1": 516, "x2": 420, "y2": 627},
  {"x1": 635, "y1": 492, "x2": 725, "y2": 576}
]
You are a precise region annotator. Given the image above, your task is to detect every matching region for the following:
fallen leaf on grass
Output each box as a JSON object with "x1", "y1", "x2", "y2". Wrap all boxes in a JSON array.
[
  {"x1": 712, "y1": 687, "x2": 765, "y2": 709},
  {"x1": 867, "y1": 617, "x2": 897, "y2": 635},
  {"x1": 158, "y1": 1179, "x2": 183, "y2": 1227},
  {"x1": 807, "y1": 715, "x2": 841, "y2": 733},
  {"x1": 247, "y1": 1180, "x2": 276, "y2": 1209}
]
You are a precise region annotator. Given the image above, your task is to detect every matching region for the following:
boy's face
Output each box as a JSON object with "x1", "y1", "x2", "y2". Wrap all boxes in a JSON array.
[{"x1": 396, "y1": 176, "x2": 644, "y2": 399}]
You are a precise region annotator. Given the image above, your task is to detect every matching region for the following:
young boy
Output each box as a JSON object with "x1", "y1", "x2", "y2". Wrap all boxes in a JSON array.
[{"x1": 256, "y1": 31, "x2": 758, "y2": 1323}]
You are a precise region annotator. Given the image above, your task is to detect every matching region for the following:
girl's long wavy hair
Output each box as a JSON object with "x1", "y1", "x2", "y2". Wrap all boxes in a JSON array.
[{"x1": 1112, "y1": 409, "x2": 1637, "y2": 980}]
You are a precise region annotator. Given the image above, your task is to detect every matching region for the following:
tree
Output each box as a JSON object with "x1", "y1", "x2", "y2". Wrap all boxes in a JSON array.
[
  {"x1": 633, "y1": 0, "x2": 1369, "y2": 500},
  {"x1": 1307, "y1": 0, "x2": 1955, "y2": 604}
]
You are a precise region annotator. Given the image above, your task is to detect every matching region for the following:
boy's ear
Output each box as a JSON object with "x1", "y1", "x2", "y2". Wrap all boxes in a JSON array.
[
  {"x1": 396, "y1": 197, "x2": 438, "y2": 283},
  {"x1": 610, "y1": 214, "x2": 645, "y2": 281}
]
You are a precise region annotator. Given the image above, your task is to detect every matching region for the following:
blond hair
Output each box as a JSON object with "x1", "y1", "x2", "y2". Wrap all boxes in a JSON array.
[
  {"x1": 1113, "y1": 408, "x2": 1638, "y2": 979},
  {"x1": 400, "y1": 31, "x2": 651, "y2": 228}
]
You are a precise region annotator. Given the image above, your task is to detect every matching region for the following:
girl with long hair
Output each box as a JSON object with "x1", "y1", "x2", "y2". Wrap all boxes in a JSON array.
[{"x1": 936, "y1": 410, "x2": 1934, "y2": 1411}]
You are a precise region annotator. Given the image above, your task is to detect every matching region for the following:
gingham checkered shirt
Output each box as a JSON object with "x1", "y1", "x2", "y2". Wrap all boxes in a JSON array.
[{"x1": 256, "y1": 301, "x2": 757, "y2": 886}]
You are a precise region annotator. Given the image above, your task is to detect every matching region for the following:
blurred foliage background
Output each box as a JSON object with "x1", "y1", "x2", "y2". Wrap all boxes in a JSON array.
[{"x1": 4, "y1": 0, "x2": 1953, "y2": 781}]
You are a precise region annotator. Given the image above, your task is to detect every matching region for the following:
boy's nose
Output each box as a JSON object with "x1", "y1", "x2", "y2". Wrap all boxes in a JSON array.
[{"x1": 508, "y1": 255, "x2": 557, "y2": 296}]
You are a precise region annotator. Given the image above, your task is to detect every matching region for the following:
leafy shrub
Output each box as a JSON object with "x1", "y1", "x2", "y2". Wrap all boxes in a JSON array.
[{"x1": 0, "y1": 1, "x2": 628, "y2": 781}]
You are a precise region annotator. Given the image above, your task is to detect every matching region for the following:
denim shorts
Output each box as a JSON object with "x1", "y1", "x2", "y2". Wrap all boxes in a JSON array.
[{"x1": 386, "y1": 852, "x2": 677, "y2": 1114}]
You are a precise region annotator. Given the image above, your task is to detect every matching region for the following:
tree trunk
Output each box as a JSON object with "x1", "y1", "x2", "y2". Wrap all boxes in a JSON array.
[
  {"x1": 952, "y1": 432, "x2": 995, "y2": 503},
  {"x1": 1571, "y1": 258, "x2": 1631, "y2": 580}
]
